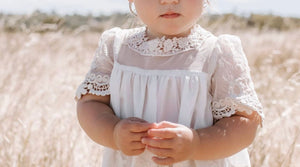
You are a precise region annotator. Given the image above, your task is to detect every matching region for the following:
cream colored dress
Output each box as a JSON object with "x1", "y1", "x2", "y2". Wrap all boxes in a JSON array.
[{"x1": 75, "y1": 25, "x2": 264, "y2": 167}]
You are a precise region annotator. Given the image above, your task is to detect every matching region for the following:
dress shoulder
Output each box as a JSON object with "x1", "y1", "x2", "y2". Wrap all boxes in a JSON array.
[
  {"x1": 212, "y1": 34, "x2": 251, "y2": 74},
  {"x1": 214, "y1": 34, "x2": 245, "y2": 59},
  {"x1": 97, "y1": 27, "x2": 123, "y2": 48}
]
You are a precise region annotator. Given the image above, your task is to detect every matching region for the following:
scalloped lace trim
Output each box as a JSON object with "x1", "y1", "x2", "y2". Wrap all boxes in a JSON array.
[
  {"x1": 126, "y1": 24, "x2": 213, "y2": 56},
  {"x1": 212, "y1": 97, "x2": 264, "y2": 121},
  {"x1": 75, "y1": 73, "x2": 110, "y2": 101}
]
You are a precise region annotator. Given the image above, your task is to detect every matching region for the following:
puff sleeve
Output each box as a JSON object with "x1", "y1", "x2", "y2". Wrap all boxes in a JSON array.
[
  {"x1": 211, "y1": 35, "x2": 264, "y2": 123},
  {"x1": 75, "y1": 28, "x2": 120, "y2": 101}
]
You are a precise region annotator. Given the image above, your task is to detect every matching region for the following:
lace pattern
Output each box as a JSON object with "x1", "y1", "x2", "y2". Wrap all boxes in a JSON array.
[
  {"x1": 75, "y1": 73, "x2": 110, "y2": 100},
  {"x1": 211, "y1": 35, "x2": 264, "y2": 124},
  {"x1": 212, "y1": 97, "x2": 264, "y2": 120},
  {"x1": 126, "y1": 24, "x2": 213, "y2": 56}
]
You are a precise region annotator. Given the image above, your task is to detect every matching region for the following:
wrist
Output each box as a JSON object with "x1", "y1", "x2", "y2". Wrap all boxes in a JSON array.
[
  {"x1": 190, "y1": 128, "x2": 201, "y2": 160},
  {"x1": 112, "y1": 119, "x2": 121, "y2": 150}
]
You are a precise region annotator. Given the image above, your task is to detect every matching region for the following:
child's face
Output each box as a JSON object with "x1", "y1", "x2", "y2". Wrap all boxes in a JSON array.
[{"x1": 130, "y1": 0, "x2": 204, "y2": 39}]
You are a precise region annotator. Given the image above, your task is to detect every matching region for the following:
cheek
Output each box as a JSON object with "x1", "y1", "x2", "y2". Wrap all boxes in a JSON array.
[
  {"x1": 135, "y1": 2, "x2": 152, "y2": 15},
  {"x1": 189, "y1": 0, "x2": 204, "y2": 10},
  {"x1": 185, "y1": 1, "x2": 204, "y2": 18},
  {"x1": 135, "y1": 4, "x2": 156, "y2": 22}
]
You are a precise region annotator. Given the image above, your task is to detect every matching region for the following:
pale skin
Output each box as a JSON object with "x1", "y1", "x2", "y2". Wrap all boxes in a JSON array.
[
  {"x1": 77, "y1": 94, "x2": 260, "y2": 165},
  {"x1": 77, "y1": 0, "x2": 260, "y2": 165},
  {"x1": 77, "y1": 94, "x2": 156, "y2": 156}
]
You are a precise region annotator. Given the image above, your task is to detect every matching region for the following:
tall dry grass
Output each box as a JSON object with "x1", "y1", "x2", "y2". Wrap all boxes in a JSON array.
[{"x1": 0, "y1": 20, "x2": 299, "y2": 167}]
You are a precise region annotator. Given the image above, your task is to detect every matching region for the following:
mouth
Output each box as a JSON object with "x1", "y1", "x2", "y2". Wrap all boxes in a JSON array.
[{"x1": 160, "y1": 12, "x2": 181, "y2": 19}]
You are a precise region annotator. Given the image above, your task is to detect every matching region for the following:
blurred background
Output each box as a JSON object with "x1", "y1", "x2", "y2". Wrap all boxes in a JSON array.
[{"x1": 0, "y1": 0, "x2": 299, "y2": 167}]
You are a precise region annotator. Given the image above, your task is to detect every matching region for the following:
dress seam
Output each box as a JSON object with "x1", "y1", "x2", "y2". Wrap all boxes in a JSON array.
[{"x1": 113, "y1": 62, "x2": 208, "y2": 77}]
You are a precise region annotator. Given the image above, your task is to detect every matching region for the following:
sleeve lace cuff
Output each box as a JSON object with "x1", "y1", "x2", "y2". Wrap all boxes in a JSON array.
[
  {"x1": 212, "y1": 97, "x2": 264, "y2": 124},
  {"x1": 75, "y1": 73, "x2": 110, "y2": 101}
]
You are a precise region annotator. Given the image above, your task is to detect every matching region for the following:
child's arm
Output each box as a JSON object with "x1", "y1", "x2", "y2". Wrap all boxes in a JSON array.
[
  {"x1": 142, "y1": 111, "x2": 260, "y2": 165},
  {"x1": 77, "y1": 94, "x2": 155, "y2": 156},
  {"x1": 193, "y1": 112, "x2": 260, "y2": 159}
]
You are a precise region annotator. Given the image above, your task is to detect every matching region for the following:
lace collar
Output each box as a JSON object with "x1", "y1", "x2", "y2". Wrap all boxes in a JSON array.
[{"x1": 126, "y1": 24, "x2": 212, "y2": 56}]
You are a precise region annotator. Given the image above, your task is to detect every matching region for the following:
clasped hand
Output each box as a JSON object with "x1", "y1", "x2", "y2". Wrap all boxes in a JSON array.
[{"x1": 113, "y1": 117, "x2": 199, "y2": 165}]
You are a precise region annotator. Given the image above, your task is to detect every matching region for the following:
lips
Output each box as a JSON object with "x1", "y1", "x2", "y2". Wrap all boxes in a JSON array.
[{"x1": 160, "y1": 12, "x2": 181, "y2": 18}]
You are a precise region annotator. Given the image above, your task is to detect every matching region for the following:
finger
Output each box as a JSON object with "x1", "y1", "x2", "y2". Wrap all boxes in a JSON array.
[
  {"x1": 152, "y1": 156, "x2": 175, "y2": 165},
  {"x1": 146, "y1": 145, "x2": 173, "y2": 158},
  {"x1": 156, "y1": 121, "x2": 178, "y2": 128},
  {"x1": 132, "y1": 148, "x2": 145, "y2": 155},
  {"x1": 130, "y1": 122, "x2": 157, "y2": 133},
  {"x1": 131, "y1": 132, "x2": 148, "y2": 141},
  {"x1": 123, "y1": 148, "x2": 145, "y2": 156},
  {"x1": 148, "y1": 128, "x2": 177, "y2": 139},
  {"x1": 142, "y1": 137, "x2": 173, "y2": 148},
  {"x1": 130, "y1": 141, "x2": 146, "y2": 149}
]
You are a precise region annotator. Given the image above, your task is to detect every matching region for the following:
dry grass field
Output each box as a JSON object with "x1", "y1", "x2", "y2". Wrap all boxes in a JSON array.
[{"x1": 0, "y1": 14, "x2": 300, "y2": 167}]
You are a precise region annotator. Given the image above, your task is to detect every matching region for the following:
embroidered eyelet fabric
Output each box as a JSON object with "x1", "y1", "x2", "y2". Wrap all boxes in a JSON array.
[{"x1": 75, "y1": 25, "x2": 264, "y2": 167}]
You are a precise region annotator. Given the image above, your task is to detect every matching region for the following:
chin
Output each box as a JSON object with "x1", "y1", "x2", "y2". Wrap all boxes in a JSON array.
[{"x1": 160, "y1": 26, "x2": 190, "y2": 37}]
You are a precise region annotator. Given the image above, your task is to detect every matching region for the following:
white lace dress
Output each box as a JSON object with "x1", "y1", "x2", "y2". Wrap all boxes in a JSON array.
[{"x1": 75, "y1": 25, "x2": 264, "y2": 167}]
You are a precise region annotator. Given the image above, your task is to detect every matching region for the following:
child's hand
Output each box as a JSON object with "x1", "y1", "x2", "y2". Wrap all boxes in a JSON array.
[
  {"x1": 142, "y1": 121, "x2": 199, "y2": 165},
  {"x1": 113, "y1": 117, "x2": 156, "y2": 156}
]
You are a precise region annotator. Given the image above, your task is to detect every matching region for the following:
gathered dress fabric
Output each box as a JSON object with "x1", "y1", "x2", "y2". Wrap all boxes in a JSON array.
[{"x1": 75, "y1": 25, "x2": 264, "y2": 167}]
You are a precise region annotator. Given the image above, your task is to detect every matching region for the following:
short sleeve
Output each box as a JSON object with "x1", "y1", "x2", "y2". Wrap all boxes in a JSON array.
[
  {"x1": 75, "y1": 28, "x2": 120, "y2": 101},
  {"x1": 211, "y1": 35, "x2": 264, "y2": 123}
]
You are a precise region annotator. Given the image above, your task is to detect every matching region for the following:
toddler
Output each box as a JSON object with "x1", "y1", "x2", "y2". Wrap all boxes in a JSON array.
[{"x1": 75, "y1": 0, "x2": 264, "y2": 166}]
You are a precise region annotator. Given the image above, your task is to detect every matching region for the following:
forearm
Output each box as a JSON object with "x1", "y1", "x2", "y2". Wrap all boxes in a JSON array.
[
  {"x1": 192, "y1": 115, "x2": 259, "y2": 160},
  {"x1": 77, "y1": 99, "x2": 120, "y2": 150}
]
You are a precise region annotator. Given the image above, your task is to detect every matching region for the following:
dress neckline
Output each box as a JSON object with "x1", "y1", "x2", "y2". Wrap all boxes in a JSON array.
[{"x1": 126, "y1": 24, "x2": 213, "y2": 57}]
